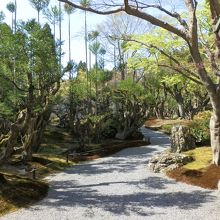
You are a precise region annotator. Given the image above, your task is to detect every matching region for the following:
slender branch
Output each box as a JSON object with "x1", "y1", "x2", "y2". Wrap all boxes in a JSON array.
[
  {"x1": 122, "y1": 37, "x2": 200, "y2": 80},
  {"x1": 159, "y1": 64, "x2": 203, "y2": 85},
  {"x1": 58, "y1": 0, "x2": 124, "y2": 15},
  {"x1": 129, "y1": 0, "x2": 189, "y2": 30},
  {"x1": 124, "y1": 0, "x2": 188, "y2": 40},
  {"x1": 0, "y1": 75, "x2": 28, "y2": 92}
]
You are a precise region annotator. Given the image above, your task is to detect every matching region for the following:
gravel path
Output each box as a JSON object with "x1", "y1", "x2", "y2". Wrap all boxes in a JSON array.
[{"x1": 1, "y1": 127, "x2": 220, "y2": 220}]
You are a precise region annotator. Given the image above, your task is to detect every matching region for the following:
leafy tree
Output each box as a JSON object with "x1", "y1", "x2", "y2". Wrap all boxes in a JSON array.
[
  {"x1": 29, "y1": 0, "x2": 50, "y2": 24},
  {"x1": 113, "y1": 77, "x2": 151, "y2": 139},
  {"x1": 43, "y1": 5, "x2": 63, "y2": 39},
  {"x1": 64, "y1": 3, "x2": 75, "y2": 63},
  {"x1": 6, "y1": 2, "x2": 15, "y2": 32},
  {"x1": 0, "y1": 11, "x2": 5, "y2": 23},
  {"x1": 126, "y1": 34, "x2": 209, "y2": 119},
  {"x1": 0, "y1": 20, "x2": 62, "y2": 162},
  {"x1": 14, "y1": 0, "x2": 17, "y2": 32},
  {"x1": 80, "y1": 0, "x2": 90, "y2": 110}
]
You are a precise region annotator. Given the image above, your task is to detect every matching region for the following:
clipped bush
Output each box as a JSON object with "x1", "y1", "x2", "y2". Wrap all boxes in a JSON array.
[
  {"x1": 101, "y1": 118, "x2": 118, "y2": 139},
  {"x1": 190, "y1": 111, "x2": 211, "y2": 144}
]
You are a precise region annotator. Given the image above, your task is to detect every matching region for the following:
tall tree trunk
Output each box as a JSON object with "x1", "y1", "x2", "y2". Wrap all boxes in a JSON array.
[
  {"x1": 23, "y1": 118, "x2": 36, "y2": 161},
  {"x1": 177, "y1": 102, "x2": 185, "y2": 118},
  {"x1": 84, "y1": 10, "x2": 89, "y2": 113},
  {"x1": 23, "y1": 108, "x2": 51, "y2": 157},
  {"x1": 37, "y1": 10, "x2": 40, "y2": 24},
  {"x1": 209, "y1": 92, "x2": 220, "y2": 165},
  {"x1": 59, "y1": 2, "x2": 62, "y2": 68},
  {"x1": 14, "y1": 0, "x2": 17, "y2": 33},
  {"x1": 11, "y1": 13, "x2": 14, "y2": 33},
  {"x1": 32, "y1": 110, "x2": 51, "y2": 152},
  {"x1": 68, "y1": 14, "x2": 71, "y2": 62},
  {"x1": 210, "y1": 111, "x2": 220, "y2": 165}
]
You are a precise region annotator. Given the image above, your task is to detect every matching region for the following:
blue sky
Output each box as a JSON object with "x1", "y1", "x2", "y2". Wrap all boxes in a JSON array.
[{"x1": 0, "y1": 0, "x2": 107, "y2": 68}]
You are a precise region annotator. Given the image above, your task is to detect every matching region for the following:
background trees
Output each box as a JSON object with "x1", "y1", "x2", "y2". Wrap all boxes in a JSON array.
[
  {"x1": 2, "y1": 0, "x2": 220, "y2": 167},
  {"x1": 6, "y1": 2, "x2": 15, "y2": 32},
  {"x1": 57, "y1": 0, "x2": 220, "y2": 165},
  {"x1": 29, "y1": 0, "x2": 50, "y2": 24},
  {"x1": 0, "y1": 20, "x2": 61, "y2": 162}
]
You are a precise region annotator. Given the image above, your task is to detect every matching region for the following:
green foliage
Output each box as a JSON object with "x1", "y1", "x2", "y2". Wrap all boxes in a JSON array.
[
  {"x1": 0, "y1": 19, "x2": 60, "y2": 124},
  {"x1": 112, "y1": 77, "x2": 151, "y2": 138},
  {"x1": 190, "y1": 111, "x2": 211, "y2": 143},
  {"x1": 100, "y1": 118, "x2": 118, "y2": 138},
  {"x1": 6, "y1": 2, "x2": 15, "y2": 13},
  {"x1": 70, "y1": 77, "x2": 88, "y2": 101},
  {"x1": 43, "y1": 5, "x2": 63, "y2": 26},
  {"x1": 29, "y1": 0, "x2": 50, "y2": 12},
  {"x1": 118, "y1": 77, "x2": 144, "y2": 95},
  {"x1": 64, "y1": 3, "x2": 75, "y2": 14}
]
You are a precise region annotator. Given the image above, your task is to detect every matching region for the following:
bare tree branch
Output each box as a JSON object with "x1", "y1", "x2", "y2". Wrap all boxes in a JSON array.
[
  {"x1": 124, "y1": 0, "x2": 189, "y2": 40},
  {"x1": 129, "y1": 0, "x2": 189, "y2": 30},
  {"x1": 58, "y1": 0, "x2": 124, "y2": 15}
]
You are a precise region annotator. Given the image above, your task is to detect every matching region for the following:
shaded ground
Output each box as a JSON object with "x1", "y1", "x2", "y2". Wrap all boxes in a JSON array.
[
  {"x1": 167, "y1": 164, "x2": 220, "y2": 190},
  {"x1": 0, "y1": 175, "x2": 48, "y2": 216},
  {"x1": 69, "y1": 139, "x2": 149, "y2": 162},
  {"x1": 0, "y1": 125, "x2": 148, "y2": 216},
  {"x1": 1, "y1": 127, "x2": 220, "y2": 220}
]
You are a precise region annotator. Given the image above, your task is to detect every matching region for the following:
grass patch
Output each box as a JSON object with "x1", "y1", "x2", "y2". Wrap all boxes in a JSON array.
[
  {"x1": 38, "y1": 143, "x2": 73, "y2": 155},
  {"x1": 166, "y1": 146, "x2": 220, "y2": 190},
  {"x1": 145, "y1": 119, "x2": 192, "y2": 135},
  {"x1": 160, "y1": 124, "x2": 173, "y2": 135},
  {"x1": 0, "y1": 174, "x2": 48, "y2": 216},
  {"x1": 183, "y1": 147, "x2": 212, "y2": 170},
  {"x1": 33, "y1": 154, "x2": 74, "y2": 169},
  {"x1": 145, "y1": 119, "x2": 191, "y2": 129}
]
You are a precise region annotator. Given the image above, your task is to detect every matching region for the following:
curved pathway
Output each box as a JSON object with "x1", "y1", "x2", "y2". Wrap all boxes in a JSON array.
[{"x1": 1, "y1": 127, "x2": 220, "y2": 220}]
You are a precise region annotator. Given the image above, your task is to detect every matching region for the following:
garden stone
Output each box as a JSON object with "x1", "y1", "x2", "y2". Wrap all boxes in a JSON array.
[
  {"x1": 171, "y1": 125, "x2": 195, "y2": 153},
  {"x1": 148, "y1": 150, "x2": 193, "y2": 173}
]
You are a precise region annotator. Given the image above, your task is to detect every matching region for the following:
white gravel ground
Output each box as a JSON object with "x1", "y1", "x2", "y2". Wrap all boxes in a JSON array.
[{"x1": 1, "y1": 127, "x2": 220, "y2": 220}]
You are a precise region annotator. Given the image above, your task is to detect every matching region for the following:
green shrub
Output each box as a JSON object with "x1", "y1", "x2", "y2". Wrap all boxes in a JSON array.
[
  {"x1": 190, "y1": 111, "x2": 211, "y2": 143},
  {"x1": 101, "y1": 118, "x2": 118, "y2": 139}
]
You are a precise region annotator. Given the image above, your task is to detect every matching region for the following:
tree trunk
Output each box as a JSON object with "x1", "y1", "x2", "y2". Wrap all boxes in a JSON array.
[
  {"x1": 32, "y1": 110, "x2": 51, "y2": 152},
  {"x1": 0, "y1": 110, "x2": 27, "y2": 163},
  {"x1": 37, "y1": 10, "x2": 40, "y2": 24},
  {"x1": 23, "y1": 118, "x2": 37, "y2": 161},
  {"x1": 210, "y1": 111, "x2": 220, "y2": 165},
  {"x1": 177, "y1": 102, "x2": 185, "y2": 118}
]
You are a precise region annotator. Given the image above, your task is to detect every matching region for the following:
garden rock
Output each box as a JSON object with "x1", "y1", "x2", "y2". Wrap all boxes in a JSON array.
[
  {"x1": 171, "y1": 125, "x2": 195, "y2": 153},
  {"x1": 148, "y1": 149, "x2": 193, "y2": 173}
]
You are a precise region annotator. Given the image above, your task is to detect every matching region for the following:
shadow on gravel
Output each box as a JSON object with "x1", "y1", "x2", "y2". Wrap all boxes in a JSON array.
[
  {"x1": 37, "y1": 177, "x2": 216, "y2": 217},
  {"x1": 29, "y1": 128, "x2": 217, "y2": 218},
  {"x1": 64, "y1": 144, "x2": 167, "y2": 176}
]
